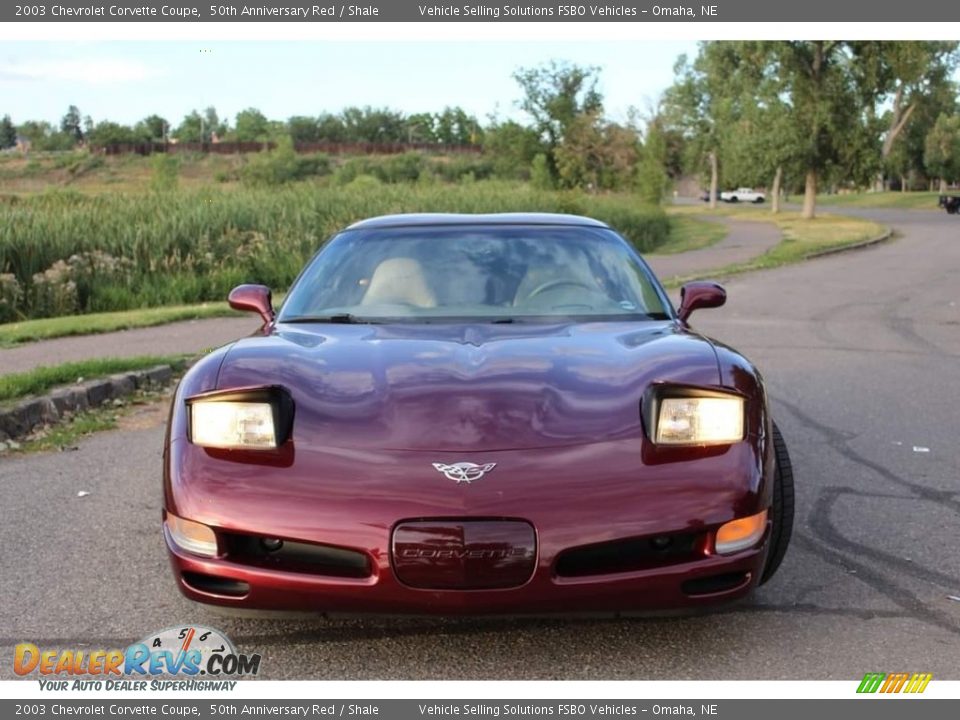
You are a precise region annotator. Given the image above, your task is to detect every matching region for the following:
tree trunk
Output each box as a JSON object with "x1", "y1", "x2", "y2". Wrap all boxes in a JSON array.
[
  {"x1": 708, "y1": 150, "x2": 718, "y2": 210},
  {"x1": 771, "y1": 166, "x2": 783, "y2": 215},
  {"x1": 881, "y1": 84, "x2": 916, "y2": 161},
  {"x1": 901, "y1": 175, "x2": 907, "y2": 193},
  {"x1": 939, "y1": 177, "x2": 947, "y2": 193},
  {"x1": 802, "y1": 169, "x2": 817, "y2": 219}
]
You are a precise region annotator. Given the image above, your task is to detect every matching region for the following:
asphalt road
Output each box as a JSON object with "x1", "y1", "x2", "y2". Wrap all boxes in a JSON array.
[{"x1": 1, "y1": 206, "x2": 958, "y2": 680}]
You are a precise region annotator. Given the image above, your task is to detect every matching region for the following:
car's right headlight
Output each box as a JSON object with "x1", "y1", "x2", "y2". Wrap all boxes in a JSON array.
[
  {"x1": 191, "y1": 401, "x2": 277, "y2": 449},
  {"x1": 187, "y1": 387, "x2": 293, "y2": 450}
]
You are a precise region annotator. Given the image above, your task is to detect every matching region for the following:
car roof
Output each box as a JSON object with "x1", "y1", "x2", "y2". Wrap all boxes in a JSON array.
[{"x1": 345, "y1": 213, "x2": 611, "y2": 230}]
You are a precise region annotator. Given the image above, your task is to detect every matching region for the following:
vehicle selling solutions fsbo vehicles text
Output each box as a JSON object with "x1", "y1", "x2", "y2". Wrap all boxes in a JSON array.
[{"x1": 417, "y1": 5, "x2": 641, "y2": 18}]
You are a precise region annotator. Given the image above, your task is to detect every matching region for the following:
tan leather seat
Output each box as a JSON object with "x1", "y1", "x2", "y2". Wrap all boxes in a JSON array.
[{"x1": 360, "y1": 257, "x2": 437, "y2": 307}]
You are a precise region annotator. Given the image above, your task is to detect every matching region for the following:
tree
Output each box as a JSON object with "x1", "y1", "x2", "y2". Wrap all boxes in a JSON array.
[
  {"x1": 0, "y1": 115, "x2": 16, "y2": 149},
  {"x1": 60, "y1": 105, "x2": 84, "y2": 144},
  {"x1": 553, "y1": 112, "x2": 640, "y2": 191},
  {"x1": 136, "y1": 114, "x2": 169, "y2": 142},
  {"x1": 173, "y1": 110, "x2": 205, "y2": 143},
  {"x1": 482, "y1": 119, "x2": 544, "y2": 179},
  {"x1": 851, "y1": 41, "x2": 960, "y2": 188},
  {"x1": 341, "y1": 106, "x2": 405, "y2": 142},
  {"x1": 774, "y1": 42, "x2": 865, "y2": 218},
  {"x1": 660, "y1": 46, "x2": 743, "y2": 209},
  {"x1": 513, "y1": 60, "x2": 603, "y2": 179},
  {"x1": 636, "y1": 120, "x2": 670, "y2": 204},
  {"x1": 405, "y1": 113, "x2": 436, "y2": 143},
  {"x1": 86, "y1": 121, "x2": 140, "y2": 147},
  {"x1": 316, "y1": 113, "x2": 347, "y2": 143},
  {"x1": 16, "y1": 120, "x2": 74, "y2": 151},
  {"x1": 924, "y1": 114, "x2": 960, "y2": 191},
  {"x1": 204, "y1": 106, "x2": 227, "y2": 140},
  {"x1": 288, "y1": 115, "x2": 320, "y2": 143},
  {"x1": 231, "y1": 108, "x2": 269, "y2": 142},
  {"x1": 435, "y1": 107, "x2": 478, "y2": 145}
]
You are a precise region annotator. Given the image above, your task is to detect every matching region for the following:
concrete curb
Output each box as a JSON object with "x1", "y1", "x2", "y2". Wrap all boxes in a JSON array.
[
  {"x1": 804, "y1": 227, "x2": 894, "y2": 259},
  {"x1": 0, "y1": 364, "x2": 177, "y2": 448}
]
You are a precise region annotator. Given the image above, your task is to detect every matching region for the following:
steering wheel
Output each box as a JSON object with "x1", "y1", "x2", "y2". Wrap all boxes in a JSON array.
[{"x1": 525, "y1": 279, "x2": 595, "y2": 300}]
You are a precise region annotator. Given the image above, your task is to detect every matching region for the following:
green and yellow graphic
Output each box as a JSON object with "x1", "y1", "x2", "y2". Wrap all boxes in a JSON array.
[{"x1": 857, "y1": 672, "x2": 932, "y2": 694}]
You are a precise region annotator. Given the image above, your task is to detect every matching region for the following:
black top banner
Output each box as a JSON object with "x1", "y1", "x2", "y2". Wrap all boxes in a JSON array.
[{"x1": 7, "y1": 0, "x2": 960, "y2": 22}]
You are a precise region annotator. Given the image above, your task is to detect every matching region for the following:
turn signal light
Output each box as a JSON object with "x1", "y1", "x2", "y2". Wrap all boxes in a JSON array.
[
  {"x1": 165, "y1": 513, "x2": 218, "y2": 558},
  {"x1": 715, "y1": 509, "x2": 768, "y2": 555}
]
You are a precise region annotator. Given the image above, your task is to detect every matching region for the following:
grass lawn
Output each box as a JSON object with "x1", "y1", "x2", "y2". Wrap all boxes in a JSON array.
[
  {"x1": 815, "y1": 191, "x2": 944, "y2": 210},
  {"x1": 657, "y1": 214, "x2": 729, "y2": 255},
  {"x1": 0, "y1": 292, "x2": 287, "y2": 348},
  {"x1": 0, "y1": 303, "x2": 236, "y2": 348},
  {"x1": 0, "y1": 355, "x2": 187, "y2": 404},
  {"x1": 661, "y1": 204, "x2": 889, "y2": 285}
]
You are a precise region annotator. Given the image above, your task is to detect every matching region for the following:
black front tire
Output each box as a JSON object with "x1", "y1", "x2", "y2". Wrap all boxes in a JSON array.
[{"x1": 760, "y1": 421, "x2": 795, "y2": 585}]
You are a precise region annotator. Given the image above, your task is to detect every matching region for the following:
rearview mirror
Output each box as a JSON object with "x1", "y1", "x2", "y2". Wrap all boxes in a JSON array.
[
  {"x1": 677, "y1": 281, "x2": 726, "y2": 323},
  {"x1": 228, "y1": 284, "x2": 274, "y2": 326}
]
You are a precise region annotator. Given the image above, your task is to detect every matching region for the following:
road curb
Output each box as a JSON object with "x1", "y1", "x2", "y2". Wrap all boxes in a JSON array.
[
  {"x1": 0, "y1": 364, "x2": 179, "y2": 449},
  {"x1": 804, "y1": 227, "x2": 894, "y2": 259}
]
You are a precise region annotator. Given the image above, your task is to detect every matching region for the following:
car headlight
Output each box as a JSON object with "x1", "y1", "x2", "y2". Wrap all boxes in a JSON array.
[
  {"x1": 655, "y1": 395, "x2": 744, "y2": 446},
  {"x1": 187, "y1": 387, "x2": 294, "y2": 450}
]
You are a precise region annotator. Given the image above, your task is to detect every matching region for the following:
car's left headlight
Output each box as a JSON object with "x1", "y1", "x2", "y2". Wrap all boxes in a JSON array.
[
  {"x1": 655, "y1": 394, "x2": 745, "y2": 446},
  {"x1": 187, "y1": 387, "x2": 293, "y2": 450}
]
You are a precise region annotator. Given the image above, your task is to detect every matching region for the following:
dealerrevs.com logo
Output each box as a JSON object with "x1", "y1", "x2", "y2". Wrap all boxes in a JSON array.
[{"x1": 14, "y1": 625, "x2": 260, "y2": 691}]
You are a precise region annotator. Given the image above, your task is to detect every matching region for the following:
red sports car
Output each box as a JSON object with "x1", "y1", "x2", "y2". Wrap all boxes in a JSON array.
[{"x1": 163, "y1": 213, "x2": 794, "y2": 615}]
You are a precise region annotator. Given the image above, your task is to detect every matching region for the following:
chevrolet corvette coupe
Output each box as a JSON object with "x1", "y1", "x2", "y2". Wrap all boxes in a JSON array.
[{"x1": 163, "y1": 213, "x2": 794, "y2": 615}]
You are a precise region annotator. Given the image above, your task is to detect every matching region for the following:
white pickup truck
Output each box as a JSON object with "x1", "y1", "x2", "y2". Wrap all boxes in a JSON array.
[{"x1": 721, "y1": 187, "x2": 766, "y2": 203}]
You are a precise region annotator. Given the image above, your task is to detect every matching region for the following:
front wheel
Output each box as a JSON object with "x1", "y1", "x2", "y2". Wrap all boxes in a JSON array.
[{"x1": 759, "y1": 421, "x2": 795, "y2": 584}]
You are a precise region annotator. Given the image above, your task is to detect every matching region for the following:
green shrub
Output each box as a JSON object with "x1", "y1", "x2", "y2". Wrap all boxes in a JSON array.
[
  {"x1": 0, "y1": 181, "x2": 669, "y2": 319},
  {"x1": 0, "y1": 273, "x2": 22, "y2": 323},
  {"x1": 530, "y1": 154, "x2": 553, "y2": 190},
  {"x1": 345, "y1": 174, "x2": 384, "y2": 192},
  {"x1": 29, "y1": 261, "x2": 78, "y2": 318},
  {"x1": 150, "y1": 154, "x2": 180, "y2": 192}
]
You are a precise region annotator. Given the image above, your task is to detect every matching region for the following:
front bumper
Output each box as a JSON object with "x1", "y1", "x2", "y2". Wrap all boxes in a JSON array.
[
  {"x1": 164, "y1": 435, "x2": 773, "y2": 615},
  {"x1": 166, "y1": 533, "x2": 768, "y2": 615}
]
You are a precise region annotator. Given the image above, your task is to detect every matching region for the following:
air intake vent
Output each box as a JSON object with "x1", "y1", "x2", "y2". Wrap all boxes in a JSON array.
[
  {"x1": 223, "y1": 534, "x2": 372, "y2": 578},
  {"x1": 555, "y1": 532, "x2": 700, "y2": 578}
]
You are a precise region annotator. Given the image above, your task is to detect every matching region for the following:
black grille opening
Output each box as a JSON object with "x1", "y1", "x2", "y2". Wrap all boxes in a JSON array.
[
  {"x1": 682, "y1": 572, "x2": 749, "y2": 596},
  {"x1": 182, "y1": 572, "x2": 250, "y2": 597},
  {"x1": 555, "y1": 532, "x2": 701, "y2": 578},
  {"x1": 223, "y1": 534, "x2": 372, "y2": 579}
]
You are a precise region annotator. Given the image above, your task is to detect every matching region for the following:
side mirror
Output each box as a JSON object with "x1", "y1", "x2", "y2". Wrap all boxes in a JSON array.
[
  {"x1": 228, "y1": 284, "x2": 274, "y2": 326},
  {"x1": 677, "y1": 281, "x2": 726, "y2": 323}
]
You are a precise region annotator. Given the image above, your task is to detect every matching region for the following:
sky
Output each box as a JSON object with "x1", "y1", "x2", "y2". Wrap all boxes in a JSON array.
[{"x1": 0, "y1": 40, "x2": 699, "y2": 127}]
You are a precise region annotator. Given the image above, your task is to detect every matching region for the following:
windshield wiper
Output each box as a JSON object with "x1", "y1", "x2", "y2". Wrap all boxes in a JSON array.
[{"x1": 282, "y1": 314, "x2": 376, "y2": 324}]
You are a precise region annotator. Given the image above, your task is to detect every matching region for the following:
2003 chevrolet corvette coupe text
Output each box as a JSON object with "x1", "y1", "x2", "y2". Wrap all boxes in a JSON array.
[{"x1": 163, "y1": 213, "x2": 794, "y2": 615}]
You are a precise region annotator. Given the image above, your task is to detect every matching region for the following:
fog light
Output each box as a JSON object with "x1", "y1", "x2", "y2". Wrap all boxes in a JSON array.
[
  {"x1": 651, "y1": 536, "x2": 672, "y2": 550},
  {"x1": 715, "y1": 509, "x2": 768, "y2": 555},
  {"x1": 261, "y1": 538, "x2": 283, "y2": 552},
  {"x1": 165, "y1": 513, "x2": 218, "y2": 558}
]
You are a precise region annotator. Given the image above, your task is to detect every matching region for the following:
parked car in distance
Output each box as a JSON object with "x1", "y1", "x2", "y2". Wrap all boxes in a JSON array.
[
  {"x1": 938, "y1": 195, "x2": 960, "y2": 214},
  {"x1": 721, "y1": 188, "x2": 766, "y2": 203}
]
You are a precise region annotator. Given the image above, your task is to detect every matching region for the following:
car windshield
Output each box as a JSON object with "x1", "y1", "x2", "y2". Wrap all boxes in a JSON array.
[{"x1": 279, "y1": 224, "x2": 670, "y2": 323}]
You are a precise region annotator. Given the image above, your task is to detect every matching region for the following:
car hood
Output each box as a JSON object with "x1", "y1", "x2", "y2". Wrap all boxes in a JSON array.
[{"x1": 216, "y1": 321, "x2": 721, "y2": 452}]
